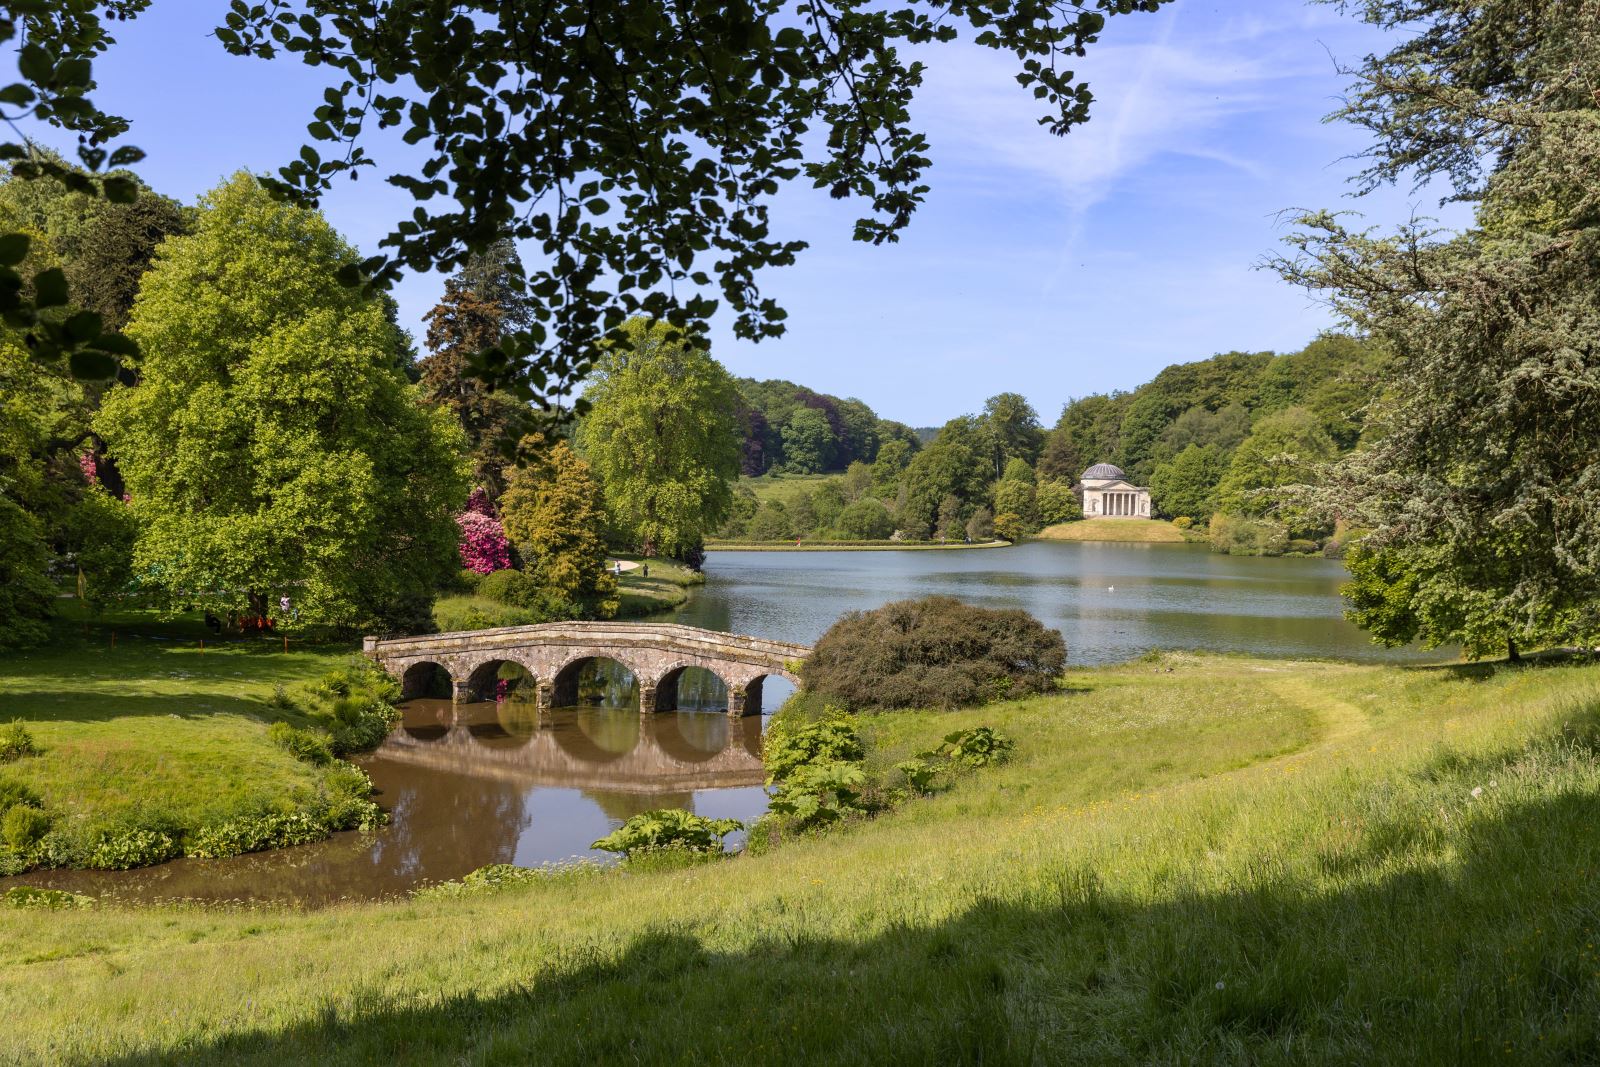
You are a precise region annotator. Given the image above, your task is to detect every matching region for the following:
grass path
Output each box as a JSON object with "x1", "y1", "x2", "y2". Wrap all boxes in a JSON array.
[
  {"x1": 1264, "y1": 672, "x2": 1370, "y2": 746},
  {"x1": 7, "y1": 653, "x2": 1600, "y2": 1063}
]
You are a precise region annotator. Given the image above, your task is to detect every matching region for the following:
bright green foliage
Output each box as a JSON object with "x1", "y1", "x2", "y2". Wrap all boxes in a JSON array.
[
  {"x1": 0, "y1": 722, "x2": 39, "y2": 763},
  {"x1": 96, "y1": 175, "x2": 469, "y2": 632},
  {"x1": 1, "y1": 805, "x2": 51, "y2": 851},
  {"x1": 1342, "y1": 541, "x2": 1570, "y2": 661},
  {"x1": 780, "y1": 407, "x2": 835, "y2": 473},
  {"x1": 1207, "y1": 513, "x2": 1289, "y2": 558},
  {"x1": 902, "y1": 418, "x2": 991, "y2": 533},
  {"x1": 763, "y1": 713, "x2": 866, "y2": 785},
  {"x1": 60, "y1": 484, "x2": 137, "y2": 611},
  {"x1": 1149, "y1": 443, "x2": 1227, "y2": 520},
  {"x1": 1214, "y1": 408, "x2": 1335, "y2": 533},
  {"x1": 1035, "y1": 481, "x2": 1083, "y2": 525},
  {"x1": 871, "y1": 439, "x2": 914, "y2": 492},
  {"x1": 501, "y1": 439, "x2": 619, "y2": 618},
  {"x1": 590, "y1": 809, "x2": 743, "y2": 857},
  {"x1": 992, "y1": 476, "x2": 1038, "y2": 532},
  {"x1": 929, "y1": 726, "x2": 1014, "y2": 768},
  {"x1": 576, "y1": 320, "x2": 741, "y2": 557},
  {"x1": 766, "y1": 760, "x2": 867, "y2": 828},
  {"x1": 835, "y1": 497, "x2": 894, "y2": 539},
  {"x1": 268, "y1": 722, "x2": 334, "y2": 767}
]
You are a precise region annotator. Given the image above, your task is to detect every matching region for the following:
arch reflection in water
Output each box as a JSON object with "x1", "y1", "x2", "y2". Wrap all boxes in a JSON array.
[{"x1": 549, "y1": 656, "x2": 639, "y2": 711}]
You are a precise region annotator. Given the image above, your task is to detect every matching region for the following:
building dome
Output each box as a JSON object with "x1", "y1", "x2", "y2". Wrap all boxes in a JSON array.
[{"x1": 1081, "y1": 463, "x2": 1125, "y2": 481}]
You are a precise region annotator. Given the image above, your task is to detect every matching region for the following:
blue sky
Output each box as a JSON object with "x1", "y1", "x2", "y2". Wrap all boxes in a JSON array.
[{"x1": 58, "y1": 0, "x2": 1465, "y2": 427}]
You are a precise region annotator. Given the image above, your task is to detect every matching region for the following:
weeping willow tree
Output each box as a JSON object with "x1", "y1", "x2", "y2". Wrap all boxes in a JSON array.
[{"x1": 1273, "y1": 0, "x2": 1600, "y2": 659}]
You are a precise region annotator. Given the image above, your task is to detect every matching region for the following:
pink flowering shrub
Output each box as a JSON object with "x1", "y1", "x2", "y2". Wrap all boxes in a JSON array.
[
  {"x1": 78, "y1": 451, "x2": 98, "y2": 485},
  {"x1": 465, "y1": 487, "x2": 497, "y2": 518},
  {"x1": 457, "y1": 509, "x2": 510, "y2": 574}
]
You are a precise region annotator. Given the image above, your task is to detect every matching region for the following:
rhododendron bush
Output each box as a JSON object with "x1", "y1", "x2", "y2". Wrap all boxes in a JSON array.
[{"x1": 457, "y1": 510, "x2": 510, "y2": 574}]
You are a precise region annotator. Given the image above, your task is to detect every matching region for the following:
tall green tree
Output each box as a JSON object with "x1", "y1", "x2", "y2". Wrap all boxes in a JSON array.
[
  {"x1": 420, "y1": 240, "x2": 538, "y2": 498},
  {"x1": 576, "y1": 319, "x2": 741, "y2": 558},
  {"x1": 1149, "y1": 443, "x2": 1227, "y2": 520},
  {"x1": 500, "y1": 439, "x2": 618, "y2": 618},
  {"x1": 97, "y1": 175, "x2": 469, "y2": 631},
  {"x1": 781, "y1": 407, "x2": 835, "y2": 473},
  {"x1": 1273, "y1": 0, "x2": 1600, "y2": 656},
  {"x1": 980, "y1": 392, "x2": 1044, "y2": 479},
  {"x1": 1214, "y1": 408, "x2": 1335, "y2": 533}
]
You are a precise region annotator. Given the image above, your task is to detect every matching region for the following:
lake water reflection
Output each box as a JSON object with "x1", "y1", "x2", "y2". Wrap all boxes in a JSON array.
[
  {"x1": 679, "y1": 540, "x2": 1452, "y2": 665},
  {"x1": 14, "y1": 701, "x2": 769, "y2": 907}
]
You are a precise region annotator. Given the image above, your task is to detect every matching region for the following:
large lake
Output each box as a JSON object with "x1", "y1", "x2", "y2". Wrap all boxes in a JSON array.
[
  {"x1": 8, "y1": 540, "x2": 1449, "y2": 906},
  {"x1": 684, "y1": 540, "x2": 1446, "y2": 668}
]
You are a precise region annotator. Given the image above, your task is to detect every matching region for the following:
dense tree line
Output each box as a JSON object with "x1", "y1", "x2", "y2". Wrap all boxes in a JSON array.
[
  {"x1": 1038, "y1": 334, "x2": 1384, "y2": 553},
  {"x1": 734, "y1": 378, "x2": 918, "y2": 476}
]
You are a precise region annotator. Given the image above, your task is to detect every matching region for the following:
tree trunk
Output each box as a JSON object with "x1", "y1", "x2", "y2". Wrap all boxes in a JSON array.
[
  {"x1": 248, "y1": 591, "x2": 269, "y2": 626},
  {"x1": 1507, "y1": 637, "x2": 1521, "y2": 664}
]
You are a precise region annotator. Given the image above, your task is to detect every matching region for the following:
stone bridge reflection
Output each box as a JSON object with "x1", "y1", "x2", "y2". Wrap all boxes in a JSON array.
[{"x1": 380, "y1": 699, "x2": 767, "y2": 794}]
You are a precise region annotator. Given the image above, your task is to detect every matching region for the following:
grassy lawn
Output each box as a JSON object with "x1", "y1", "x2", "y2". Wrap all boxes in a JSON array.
[
  {"x1": 615, "y1": 556, "x2": 704, "y2": 617},
  {"x1": 0, "y1": 607, "x2": 355, "y2": 868},
  {"x1": 1036, "y1": 517, "x2": 1188, "y2": 543},
  {"x1": 8, "y1": 650, "x2": 1600, "y2": 1062},
  {"x1": 738, "y1": 472, "x2": 838, "y2": 504}
]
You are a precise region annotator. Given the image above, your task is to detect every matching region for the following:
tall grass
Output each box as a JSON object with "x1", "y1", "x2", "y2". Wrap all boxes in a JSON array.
[{"x1": 5, "y1": 654, "x2": 1600, "y2": 1062}]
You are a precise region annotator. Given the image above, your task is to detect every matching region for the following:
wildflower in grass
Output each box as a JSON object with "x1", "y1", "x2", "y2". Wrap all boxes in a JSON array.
[{"x1": 1471, "y1": 786, "x2": 1484, "y2": 799}]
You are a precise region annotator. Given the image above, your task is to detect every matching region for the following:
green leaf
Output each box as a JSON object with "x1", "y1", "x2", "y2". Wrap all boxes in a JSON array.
[
  {"x1": 68, "y1": 349, "x2": 118, "y2": 379},
  {"x1": 0, "y1": 232, "x2": 29, "y2": 265},
  {"x1": 61, "y1": 309, "x2": 103, "y2": 343},
  {"x1": 32, "y1": 268, "x2": 68, "y2": 308}
]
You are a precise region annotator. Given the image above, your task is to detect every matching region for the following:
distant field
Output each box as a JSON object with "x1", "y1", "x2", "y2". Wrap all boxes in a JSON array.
[
  {"x1": 1036, "y1": 518, "x2": 1187, "y2": 543},
  {"x1": 738, "y1": 473, "x2": 839, "y2": 504}
]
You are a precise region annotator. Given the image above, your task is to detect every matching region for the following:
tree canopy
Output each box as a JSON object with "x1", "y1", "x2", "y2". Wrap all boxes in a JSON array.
[
  {"x1": 1272, "y1": 0, "x2": 1600, "y2": 656},
  {"x1": 97, "y1": 174, "x2": 468, "y2": 631},
  {"x1": 575, "y1": 319, "x2": 742, "y2": 558}
]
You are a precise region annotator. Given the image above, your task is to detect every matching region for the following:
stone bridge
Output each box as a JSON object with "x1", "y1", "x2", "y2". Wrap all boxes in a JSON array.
[{"x1": 363, "y1": 622, "x2": 811, "y2": 716}]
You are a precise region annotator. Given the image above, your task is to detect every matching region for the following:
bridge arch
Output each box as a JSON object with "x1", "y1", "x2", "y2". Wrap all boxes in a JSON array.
[
  {"x1": 460, "y1": 656, "x2": 538, "y2": 703},
  {"x1": 400, "y1": 660, "x2": 455, "y2": 700},
  {"x1": 547, "y1": 653, "x2": 642, "y2": 711},
  {"x1": 652, "y1": 661, "x2": 732, "y2": 713}
]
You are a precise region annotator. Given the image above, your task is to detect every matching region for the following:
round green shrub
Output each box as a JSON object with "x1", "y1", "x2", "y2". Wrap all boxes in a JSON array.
[
  {"x1": 478, "y1": 567, "x2": 539, "y2": 607},
  {"x1": 801, "y1": 595, "x2": 1067, "y2": 710}
]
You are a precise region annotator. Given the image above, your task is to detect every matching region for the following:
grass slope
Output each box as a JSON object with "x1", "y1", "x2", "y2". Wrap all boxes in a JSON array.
[
  {"x1": 1037, "y1": 517, "x2": 1187, "y2": 543},
  {"x1": 0, "y1": 608, "x2": 349, "y2": 857},
  {"x1": 8, "y1": 652, "x2": 1600, "y2": 1062},
  {"x1": 738, "y1": 472, "x2": 838, "y2": 505}
]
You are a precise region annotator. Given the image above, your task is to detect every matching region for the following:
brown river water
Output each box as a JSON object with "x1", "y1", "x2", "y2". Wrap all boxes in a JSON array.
[{"x1": 11, "y1": 696, "x2": 770, "y2": 907}]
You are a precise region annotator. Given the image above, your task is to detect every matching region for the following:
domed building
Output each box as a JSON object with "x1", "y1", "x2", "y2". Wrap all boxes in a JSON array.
[{"x1": 1078, "y1": 463, "x2": 1151, "y2": 519}]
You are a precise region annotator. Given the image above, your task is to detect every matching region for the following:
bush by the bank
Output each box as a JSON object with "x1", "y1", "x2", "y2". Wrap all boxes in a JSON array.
[{"x1": 801, "y1": 596, "x2": 1066, "y2": 710}]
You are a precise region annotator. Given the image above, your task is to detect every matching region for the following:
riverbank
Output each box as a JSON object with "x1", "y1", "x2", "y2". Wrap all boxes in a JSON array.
[
  {"x1": 433, "y1": 558, "x2": 704, "y2": 630},
  {"x1": 7, "y1": 651, "x2": 1600, "y2": 1061},
  {"x1": 1035, "y1": 517, "x2": 1188, "y2": 543},
  {"x1": 706, "y1": 539, "x2": 1010, "y2": 552},
  {"x1": 0, "y1": 606, "x2": 355, "y2": 879}
]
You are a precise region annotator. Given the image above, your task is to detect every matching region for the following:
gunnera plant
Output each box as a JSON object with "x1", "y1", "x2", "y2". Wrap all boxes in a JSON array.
[{"x1": 800, "y1": 595, "x2": 1066, "y2": 710}]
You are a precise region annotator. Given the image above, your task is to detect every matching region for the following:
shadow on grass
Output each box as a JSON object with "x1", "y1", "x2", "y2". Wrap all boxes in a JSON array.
[{"x1": 92, "y1": 764, "x2": 1600, "y2": 1065}]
